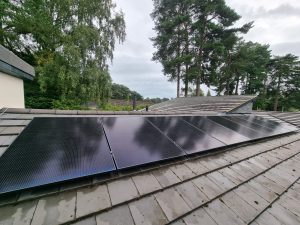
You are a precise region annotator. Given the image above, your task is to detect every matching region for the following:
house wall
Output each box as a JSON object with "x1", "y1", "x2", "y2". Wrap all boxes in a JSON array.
[{"x1": 0, "y1": 71, "x2": 25, "y2": 109}]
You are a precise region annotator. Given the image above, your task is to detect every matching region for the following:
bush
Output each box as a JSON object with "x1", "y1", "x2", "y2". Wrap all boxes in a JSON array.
[
  {"x1": 25, "y1": 96, "x2": 54, "y2": 109},
  {"x1": 52, "y1": 99, "x2": 86, "y2": 110}
]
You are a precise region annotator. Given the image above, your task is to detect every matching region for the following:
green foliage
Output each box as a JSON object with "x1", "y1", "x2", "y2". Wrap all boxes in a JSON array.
[
  {"x1": 1, "y1": 0, "x2": 126, "y2": 106},
  {"x1": 100, "y1": 103, "x2": 147, "y2": 111},
  {"x1": 267, "y1": 54, "x2": 300, "y2": 111},
  {"x1": 215, "y1": 41, "x2": 271, "y2": 96},
  {"x1": 111, "y1": 83, "x2": 143, "y2": 101},
  {"x1": 207, "y1": 90, "x2": 211, "y2": 96},
  {"x1": 52, "y1": 99, "x2": 85, "y2": 110}
]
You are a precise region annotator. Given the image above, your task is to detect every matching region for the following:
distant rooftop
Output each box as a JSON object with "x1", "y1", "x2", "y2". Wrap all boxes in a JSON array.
[
  {"x1": 0, "y1": 45, "x2": 35, "y2": 80},
  {"x1": 149, "y1": 95, "x2": 257, "y2": 113}
]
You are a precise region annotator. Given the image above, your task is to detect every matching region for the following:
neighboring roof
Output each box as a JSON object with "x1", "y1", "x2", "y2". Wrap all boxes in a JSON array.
[
  {"x1": 0, "y1": 45, "x2": 35, "y2": 80},
  {"x1": 149, "y1": 95, "x2": 257, "y2": 113},
  {"x1": 0, "y1": 109, "x2": 299, "y2": 225},
  {"x1": 255, "y1": 111, "x2": 300, "y2": 128}
]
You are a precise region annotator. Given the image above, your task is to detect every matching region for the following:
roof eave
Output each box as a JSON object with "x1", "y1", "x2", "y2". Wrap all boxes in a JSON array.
[{"x1": 0, "y1": 60, "x2": 34, "y2": 81}]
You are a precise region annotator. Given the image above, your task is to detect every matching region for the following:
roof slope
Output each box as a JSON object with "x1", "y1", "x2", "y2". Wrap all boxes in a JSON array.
[
  {"x1": 0, "y1": 110, "x2": 299, "y2": 225},
  {"x1": 149, "y1": 95, "x2": 256, "y2": 113},
  {"x1": 0, "y1": 45, "x2": 35, "y2": 80}
]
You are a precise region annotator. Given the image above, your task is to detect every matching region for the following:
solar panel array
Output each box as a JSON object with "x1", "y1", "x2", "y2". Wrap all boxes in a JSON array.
[{"x1": 0, "y1": 115, "x2": 297, "y2": 194}]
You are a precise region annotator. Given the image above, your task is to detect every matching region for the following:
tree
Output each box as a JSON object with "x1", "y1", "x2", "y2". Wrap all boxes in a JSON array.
[
  {"x1": 151, "y1": 0, "x2": 253, "y2": 97},
  {"x1": 1, "y1": 0, "x2": 125, "y2": 106},
  {"x1": 152, "y1": 0, "x2": 193, "y2": 98},
  {"x1": 268, "y1": 54, "x2": 300, "y2": 111},
  {"x1": 190, "y1": 0, "x2": 253, "y2": 96},
  {"x1": 111, "y1": 83, "x2": 143, "y2": 101},
  {"x1": 242, "y1": 42, "x2": 270, "y2": 95},
  {"x1": 207, "y1": 89, "x2": 211, "y2": 96}
]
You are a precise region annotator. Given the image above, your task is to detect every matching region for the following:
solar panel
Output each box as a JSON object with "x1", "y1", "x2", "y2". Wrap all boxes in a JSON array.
[
  {"x1": 0, "y1": 115, "x2": 297, "y2": 194},
  {"x1": 224, "y1": 115, "x2": 285, "y2": 135},
  {"x1": 0, "y1": 118, "x2": 115, "y2": 194},
  {"x1": 243, "y1": 115, "x2": 298, "y2": 132},
  {"x1": 183, "y1": 116, "x2": 250, "y2": 145},
  {"x1": 102, "y1": 117, "x2": 186, "y2": 169},
  {"x1": 207, "y1": 116, "x2": 266, "y2": 139},
  {"x1": 148, "y1": 117, "x2": 225, "y2": 154},
  {"x1": 224, "y1": 116, "x2": 278, "y2": 135}
]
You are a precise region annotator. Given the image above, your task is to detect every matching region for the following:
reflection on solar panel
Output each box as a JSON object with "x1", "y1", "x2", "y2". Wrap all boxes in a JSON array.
[
  {"x1": 102, "y1": 117, "x2": 185, "y2": 169},
  {"x1": 148, "y1": 117, "x2": 224, "y2": 154},
  {"x1": 0, "y1": 115, "x2": 297, "y2": 194}
]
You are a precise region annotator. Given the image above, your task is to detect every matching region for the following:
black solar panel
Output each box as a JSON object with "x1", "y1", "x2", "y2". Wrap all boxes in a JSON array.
[
  {"x1": 0, "y1": 118, "x2": 115, "y2": 194},
  {"x1": 102, "y1": 117, "x2": 185, "y2": 169},
  {"x1": 207, "y1": 116, "x2": 266, "y2": 139},
  {"x1": 183, "y1": 116, "x2": 250, "y2": 145},
  {"x1": 148, "y1": 117, "x2": 225, "y2": 154},
  {"x1": 0, "y1": 115, "x2": 297, "y2": 194},
  {"x1": 224, "y1": 116, "x2": 283, "y2": 135}
]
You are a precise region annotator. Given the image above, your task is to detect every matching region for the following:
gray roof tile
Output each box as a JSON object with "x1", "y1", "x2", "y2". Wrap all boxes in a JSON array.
[
  {"x1": 0, "y1": 200, "x2": 37, "y2": 225},
  {"x1": 107, "y1": 178, "x2": 139, "y2": 206},
  {"x1": 31, "y1": 191, "x2": 76, "y2": 225},
  {"x1": 96, "y1": 205, "x2": 134, "y2": 225},
  {"x1": 129, "y1": 196, "x2": 169, "y2": 225},
  {"x1": 220, "y1": 191, "x2": 258, "y2": 224},
  {"x1": 174, "y1": 181, "x2": 208, "y2": 208},
  {"x1": 76, "y1": 184, "x2": 111, "y2": 218},
  {"x1": 183, "y1": 208, "x2": 218, "y2": 225},
  {"x1": 132, "y1": 173, "x2": 162, "y2": 195},
  {"x1": 152, "y1": 168, "x2": 181, "y2": 188},
  {"x1": 205, "y1": 199, "x2": 247, "y2": 225},
  {"x1": 155, "y1": 188, "x2": 191, "y2": 221}
]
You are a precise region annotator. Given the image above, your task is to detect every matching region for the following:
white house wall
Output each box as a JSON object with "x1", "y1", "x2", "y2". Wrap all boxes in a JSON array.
[{"x1": 0, "y1": 71, "x2": 25, "y2": 109}]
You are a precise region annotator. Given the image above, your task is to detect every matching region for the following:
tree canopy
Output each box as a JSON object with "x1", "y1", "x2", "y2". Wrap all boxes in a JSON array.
[
  {"x1": 152, "y1": 0, "x2": 253, "y2": 97},
  {"x1": 111, "y1": 83, "x2": 143, "y2": 101},
  {"x1": 1, "y1": 0, "x2": 126, "y2": 107}
]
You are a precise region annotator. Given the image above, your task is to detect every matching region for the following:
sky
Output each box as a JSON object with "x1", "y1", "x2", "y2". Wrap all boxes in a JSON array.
[{"x1": 109, "y1": 0, "x2": 300, "y2": 99}]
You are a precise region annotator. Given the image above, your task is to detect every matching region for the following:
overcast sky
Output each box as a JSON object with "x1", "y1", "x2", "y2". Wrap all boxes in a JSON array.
[{"x1": 110, "y1": 0, "x2": 300, "y2": 98}]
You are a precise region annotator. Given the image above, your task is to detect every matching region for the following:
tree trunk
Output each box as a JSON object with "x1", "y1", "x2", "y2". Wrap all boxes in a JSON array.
[
  {"x1": 184, "y1": 64, "x2": 188, "y2": 97},
  {"x1": 226, "y1": 78, "x2": 230, "y2": 95},
  {"x1": 195, "y1": 76, "x2": 200, "y2": 96},
  {"x1": 235, "y1": 76, "x2": 239, "y2": 95},
  {"x1": 177, "y1": 66, "x2": 180, "y2": 98},
  {"x1": 274, "y1": 75, "x2": 281, "y2": 111}
]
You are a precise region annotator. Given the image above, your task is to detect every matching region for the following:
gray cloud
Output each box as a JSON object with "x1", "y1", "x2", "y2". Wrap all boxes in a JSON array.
[
  {"x1": 266, "y1": 4, "x2": 300, "y2": 17},
  {"x1": 271, "y1": 42, "x2": 300, "y2": 56}
]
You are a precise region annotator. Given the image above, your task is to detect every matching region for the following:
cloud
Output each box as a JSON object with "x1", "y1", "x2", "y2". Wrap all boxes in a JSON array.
[
  {"x1": 271, "y1": 42, "x2": 300, "y2": 56},
  {"x1": 267, "y1": 4, "x2": 300, "y2": 17}
]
